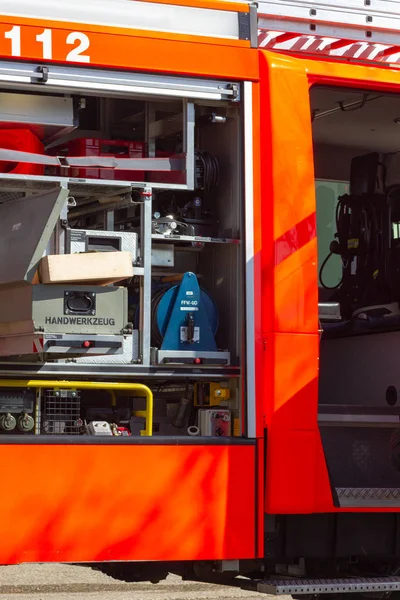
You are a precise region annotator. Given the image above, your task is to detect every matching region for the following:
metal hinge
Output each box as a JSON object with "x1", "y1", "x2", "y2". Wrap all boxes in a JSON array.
[
  {"x1": 225, "y1": 83, "x2": 240, "y2": 102},
  {"x1": 32, "y1": 65, "x2": 49, "y2": 84}
]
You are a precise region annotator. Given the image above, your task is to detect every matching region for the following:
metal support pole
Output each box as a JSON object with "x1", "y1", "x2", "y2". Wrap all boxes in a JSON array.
[
  {"x1": 139, "y1": 187, "x2": 152, "y2": 367},
  {"x1": 105, "y1": 210, "x2": 115, "y2": 231},
  {"x1": 141, "y1": 102, "x2": 156, "y2": 366},
  {"x1": 183, "y1": 100, "x2": 195, "y2": 190},
  {"x1": 145, "y1": 103, "x2": 156, "y2": 160}
]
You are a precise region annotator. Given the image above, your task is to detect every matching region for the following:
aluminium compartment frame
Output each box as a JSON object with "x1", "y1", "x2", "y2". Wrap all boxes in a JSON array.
[
  {"x1": 0, "y1": 0, "x2": 257, "y2": 46},
  {"x1": 0, "y1": 62, "x2": 254, "y2": 436},
  {"x1": 0, "y1": 62, "x2": 205, "y2": 368}
]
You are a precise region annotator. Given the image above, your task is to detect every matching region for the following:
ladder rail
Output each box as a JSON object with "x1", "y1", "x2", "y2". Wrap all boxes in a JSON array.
[{"x1": 258, "y1": 0, "x2": 400, "y2": 47}]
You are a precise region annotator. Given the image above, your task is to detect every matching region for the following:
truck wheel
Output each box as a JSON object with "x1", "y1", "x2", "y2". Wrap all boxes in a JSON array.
[{"x1": 93, "y1": 562, "x2": 168, "y2": 583}]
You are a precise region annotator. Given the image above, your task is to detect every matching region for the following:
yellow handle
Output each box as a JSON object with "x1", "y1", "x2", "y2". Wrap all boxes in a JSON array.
[{"x1": 0, "y1": 379, "x2": 153, "y2": 437}]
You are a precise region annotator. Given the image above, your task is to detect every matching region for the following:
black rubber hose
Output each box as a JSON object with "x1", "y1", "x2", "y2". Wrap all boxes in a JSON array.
[{"x1": 319, "y1": 252, "x2": 343, "y2": 290}]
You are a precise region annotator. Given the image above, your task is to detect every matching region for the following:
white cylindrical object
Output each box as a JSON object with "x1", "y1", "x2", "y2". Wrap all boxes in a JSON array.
[{"x1": 187, "y1": 425, "x2": 200, "y2": 437}]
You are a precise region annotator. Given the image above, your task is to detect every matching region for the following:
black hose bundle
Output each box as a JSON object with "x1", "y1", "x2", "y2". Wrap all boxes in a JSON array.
[
  {"x1": 194, "y1": 149, "x2": 219, "y2": 193},
  {"x1": 151, "y1": 288, "x2": 168, "y2": 348},
  {"x1": 319, "y1": 193, "x2": 382, "y2": 291}
]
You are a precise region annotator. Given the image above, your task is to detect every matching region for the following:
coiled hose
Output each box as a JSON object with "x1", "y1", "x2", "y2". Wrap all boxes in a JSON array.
[
  {"x1": 319, "y1": 193, "x2": 381, "y2": 291},
  {"x1": 194, "y1": 149, "x2": 219, "y2": 193},
  {"x1": 151, "y1": 288, "x2": 169, "y2": 348}
]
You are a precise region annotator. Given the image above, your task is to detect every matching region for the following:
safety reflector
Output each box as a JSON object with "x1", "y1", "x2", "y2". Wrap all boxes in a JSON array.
[
  {"x1": 33, "y1": 338, "x2": 44, "y2": 353},
  {"x1": 258, "y1": 30, "x2": 400, "y2": 66}
]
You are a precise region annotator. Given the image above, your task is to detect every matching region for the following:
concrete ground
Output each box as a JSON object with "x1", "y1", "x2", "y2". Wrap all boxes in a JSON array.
[{"x1": 0, "y1": 563, "x2": 284, "y2": 600}]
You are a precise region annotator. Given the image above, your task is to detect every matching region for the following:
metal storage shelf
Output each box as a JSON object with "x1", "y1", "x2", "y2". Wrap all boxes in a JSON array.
[
  {"x1": 0, "y1": 174, "x2": 189, "y2": 199},
  {"x1": 151, "y1": 233, "x2": 240, "y2": 245},
  {"x1": 0, "y1": 362, "x2": 241, "y2": 380}
]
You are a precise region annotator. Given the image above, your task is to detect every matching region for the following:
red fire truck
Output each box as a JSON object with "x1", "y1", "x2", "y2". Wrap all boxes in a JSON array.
[{"x1": 1, "y1": 0, "x2": 400, "y2": 596}]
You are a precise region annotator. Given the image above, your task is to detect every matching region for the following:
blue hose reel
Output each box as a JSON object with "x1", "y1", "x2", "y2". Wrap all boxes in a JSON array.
[
  {"x1": 153, "y1": 272, "x2": 219, "y2": 353},
  {"x1": 130, "y1": 272, "x2": 230, "y2": 364}
]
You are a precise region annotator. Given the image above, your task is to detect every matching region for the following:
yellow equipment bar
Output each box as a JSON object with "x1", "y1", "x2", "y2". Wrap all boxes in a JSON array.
[{"x1": 0, "y1": 380, "x2": 153, "y2": 436}]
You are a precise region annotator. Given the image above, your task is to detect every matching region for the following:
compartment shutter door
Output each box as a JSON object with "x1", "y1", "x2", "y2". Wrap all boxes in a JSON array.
[{"x1": 0, "y1": 60, "x2": 240, "y2": 102}]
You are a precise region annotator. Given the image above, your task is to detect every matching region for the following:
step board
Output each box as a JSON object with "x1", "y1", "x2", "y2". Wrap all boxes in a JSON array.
[{"x1": 257, "y1": 577, "x2": 400, "y2": 595}]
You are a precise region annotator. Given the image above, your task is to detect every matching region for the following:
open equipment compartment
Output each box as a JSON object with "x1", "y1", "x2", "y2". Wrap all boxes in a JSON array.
[
  {"x1": 311, "y1": 85, "x2": 400, "y2": 507},
  {"x1": 0, "y1": 62, "x2": 246, "y2": 442}
]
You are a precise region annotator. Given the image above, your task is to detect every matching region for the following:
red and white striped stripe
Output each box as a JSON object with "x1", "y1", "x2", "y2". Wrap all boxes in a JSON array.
[
  {"x1": 258, "y1": 30, "x2": 400, "y2": 65},
  {"x1": 33, "y1": 337, "x2": 44, "y2": 354}
]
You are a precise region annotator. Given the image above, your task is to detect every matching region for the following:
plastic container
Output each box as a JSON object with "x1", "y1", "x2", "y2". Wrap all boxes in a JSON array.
[{"x1": 0, "y1": 129, "x2": 44, "y2": 175}]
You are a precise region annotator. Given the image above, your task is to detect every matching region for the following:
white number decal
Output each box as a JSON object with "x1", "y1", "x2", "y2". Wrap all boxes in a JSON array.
[
  {"x1": 66, "y1": 32, "x2": 90, "y2": 63},
  {"x1": 4, "y1": 26, "x2": 21, "y2": 57},
  {"x1": 36, "y1": 29, "x2": 52, "y2": 60},
  {"x1": 4, "y1": 27, "x2": 91, "y2": 63}
]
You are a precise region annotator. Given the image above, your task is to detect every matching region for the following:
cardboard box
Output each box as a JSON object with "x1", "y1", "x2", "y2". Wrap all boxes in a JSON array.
[{"x1": 39, "y1": 252, "x2": 134, "y2": 285}]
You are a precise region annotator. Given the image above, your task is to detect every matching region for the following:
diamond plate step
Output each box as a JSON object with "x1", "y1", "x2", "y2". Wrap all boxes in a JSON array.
[
  {"x1": 257, "y1": 577, "x2": 400, "y2": 595},
  {"x1": 336, "y1": 487, "x2": 400, "y2": 508}
]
